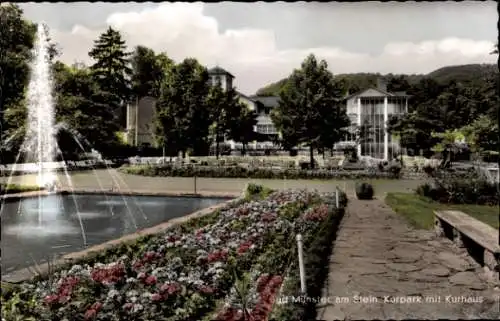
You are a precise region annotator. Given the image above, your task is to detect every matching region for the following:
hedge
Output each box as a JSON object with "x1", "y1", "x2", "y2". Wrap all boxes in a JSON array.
[{"x1": 120, "y1": 164, "x2": 402, "y2": 180}]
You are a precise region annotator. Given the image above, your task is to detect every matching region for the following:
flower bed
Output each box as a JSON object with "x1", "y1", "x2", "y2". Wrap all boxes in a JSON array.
[
  {"x1": 120, "y1": 164, "x2": 400, "y2": 180},
  {"x1": 1, "y1": 186, "x2": 347, "y2": 321}
]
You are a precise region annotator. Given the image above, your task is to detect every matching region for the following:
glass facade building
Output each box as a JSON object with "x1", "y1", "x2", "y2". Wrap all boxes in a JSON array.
[{"x1": 340, "y1": 87, "x2": 409, "y2": 160}]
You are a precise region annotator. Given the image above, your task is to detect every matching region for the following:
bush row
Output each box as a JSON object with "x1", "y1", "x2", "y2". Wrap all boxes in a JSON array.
[
  {"x1": 120, "y1": 164, "x2": 401, "y2": 180},
  {"x1": 416, "y1": 171, "x2": 499, "y2": 205}
]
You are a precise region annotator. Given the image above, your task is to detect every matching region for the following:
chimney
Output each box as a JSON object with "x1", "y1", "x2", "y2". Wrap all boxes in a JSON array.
[{"x1": 377, "y1": 78, "x2": 387, "y2": 92}]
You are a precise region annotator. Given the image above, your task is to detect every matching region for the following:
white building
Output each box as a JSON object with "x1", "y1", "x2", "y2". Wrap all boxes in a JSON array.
[{"x1": 339, "y1": 80, "x2": 409, "y2": 160}]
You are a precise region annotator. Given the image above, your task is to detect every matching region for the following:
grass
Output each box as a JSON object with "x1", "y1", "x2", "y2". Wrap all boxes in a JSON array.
[
  {"x1": 0, "y1": 183, "x2": 43, "y2": 195},
  {"x1": 385, "y1": 192, "x2": 499, "y2": 229}
]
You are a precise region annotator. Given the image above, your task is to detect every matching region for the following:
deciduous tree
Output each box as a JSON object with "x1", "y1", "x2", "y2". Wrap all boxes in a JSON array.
[
  {"x1": 271, "y1": 54, "x2": 349, "y2": 168},
  {"x1": 155, "y1": 58, "x2": 212, "y2": 156}
]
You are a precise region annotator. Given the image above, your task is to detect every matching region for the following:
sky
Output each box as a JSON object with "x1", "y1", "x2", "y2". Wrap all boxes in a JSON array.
[{"x1": 19, "y1": 1, "x2": 497, "y2": 95}]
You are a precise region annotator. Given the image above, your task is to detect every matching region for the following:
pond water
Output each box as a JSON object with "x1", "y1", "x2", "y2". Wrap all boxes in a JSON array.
[{"x1": 1, "y1": 194, "x2": 230, "y2": 274}]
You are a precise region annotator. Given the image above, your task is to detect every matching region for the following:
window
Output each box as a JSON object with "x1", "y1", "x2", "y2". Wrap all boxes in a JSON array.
[{"x1": 257, "y1": 124, "x2": 277, "y2": 134}]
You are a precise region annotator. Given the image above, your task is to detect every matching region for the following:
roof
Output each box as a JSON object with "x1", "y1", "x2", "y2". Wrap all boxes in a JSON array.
[
  {"x1": 236, "y1": 91, "x2": 254, "y2": 101},
  {"x1": 250, "y1": 95, "x2": 280, "y2": 108},
  {"x1": 208, "y1": 66, "x2": 234, "y2": 78},
  {"x1": 344, "y1": 87, "x2": 410, "y2": 100}
]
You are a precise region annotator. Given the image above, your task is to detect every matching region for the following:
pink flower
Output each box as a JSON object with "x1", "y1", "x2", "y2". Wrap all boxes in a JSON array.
[
  {"x1": 84, "y1": 309, "x2": 97, "y2": 320},
  {"x1": 144, "y1": 275, "x2": 157, "y2": 285},
  {"x1": 151, "y1": 293, "x2": 162, "y2": 302},
  {"x1": 123, "y1": 302, "x2": 133, "y2": 310},
  {"x1": 160, "y1": 282, "x2": 181, "y2": 295},
  {"x1": 44, "y1": 294, "x2": 59, "y2": 306}
]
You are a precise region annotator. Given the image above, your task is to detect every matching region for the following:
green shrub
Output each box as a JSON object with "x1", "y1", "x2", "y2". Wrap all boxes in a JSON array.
[
  {"x1": 244, "y1": 183, "x2": 273, "y2": 200},
  {"x1": 422, "y1": 178, "x2": 498, "y2": 205},
  {"x1": 355, "y1": 182, "x2": 374, "y2": 200}
]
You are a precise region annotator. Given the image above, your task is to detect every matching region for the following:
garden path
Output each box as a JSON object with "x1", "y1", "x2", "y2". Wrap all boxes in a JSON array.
[{"x1": 317, "y1": 198, "x2": 499, "y2": 320}]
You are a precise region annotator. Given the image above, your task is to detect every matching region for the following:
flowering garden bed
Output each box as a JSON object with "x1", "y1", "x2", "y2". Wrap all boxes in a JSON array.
[{"x1": 1, "y1": 185, "x2": 347, "y2": 321}]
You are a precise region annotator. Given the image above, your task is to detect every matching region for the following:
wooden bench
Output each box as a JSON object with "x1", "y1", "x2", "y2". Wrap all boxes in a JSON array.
[{"x1": 434, "y1": 210, "x2": 499, "y2": 280}]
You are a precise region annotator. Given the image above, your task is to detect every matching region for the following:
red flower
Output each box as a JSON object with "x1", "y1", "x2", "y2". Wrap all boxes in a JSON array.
[
  {"x1": 91, "y1": 302, "x2": 103, "y2": 311},
  {"x1": 304, "y1": 204, "x2": 329, "y2": 221},
  {"x1": 237, "y1": 241, "x2": 252, "y2": 255},
  {"x1": 91, "y1": 264, "x2": 125, "y2": 285},
  {"x1": 261, "y1": 212, "x2": 276, "y2": 223},
  {"x1": 84, "y1": 302, "x2": 102, "y2": 320},
  {"x1": 144, "y1": 275, "x2": 157, "y2": 285},
  {"x1": 143, "y1": 251, "x2": 160, "y2": 263},
  {"x1": 235, "y1": 207, "x2": 250, "y2": 217},
  {"x1": 207, "y1": 249, "x2": 229, "y2": 263},
  {"x1": 167, "y1": 235, "x2": 179, "y2": 242}
]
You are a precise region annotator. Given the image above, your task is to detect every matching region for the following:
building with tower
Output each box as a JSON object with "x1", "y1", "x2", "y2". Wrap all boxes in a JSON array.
[{"x1": 125, "y1": 66, "x2": 279, "y2": 151}]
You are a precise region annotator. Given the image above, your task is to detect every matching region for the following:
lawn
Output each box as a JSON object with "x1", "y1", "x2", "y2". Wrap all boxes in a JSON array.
[
  {"x1": 0, "y1": 183, "x2": 43, "y2": 195},
  {"x1": 385, "y1": 192, "x2": 499, "y2": 229}
]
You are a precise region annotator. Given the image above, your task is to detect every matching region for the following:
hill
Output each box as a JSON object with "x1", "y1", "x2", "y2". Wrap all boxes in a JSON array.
[{"x1": 255, "y1": 64, "x2": 497, "y2": 96}]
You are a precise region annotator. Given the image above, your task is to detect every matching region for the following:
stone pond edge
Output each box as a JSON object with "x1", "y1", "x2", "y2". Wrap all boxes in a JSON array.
[{"x1": 2, "y1": 194, "x2": 242, "y2": 283}]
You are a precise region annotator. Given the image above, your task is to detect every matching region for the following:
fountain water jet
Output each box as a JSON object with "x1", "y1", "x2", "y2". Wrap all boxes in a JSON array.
[{"x1": 22, "y1": 24, "x2": 58, "y2": 192}]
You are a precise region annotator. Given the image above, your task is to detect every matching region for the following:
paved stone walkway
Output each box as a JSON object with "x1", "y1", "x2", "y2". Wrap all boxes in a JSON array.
[{"x1": 318, "y1": 199, "x2": 499, "y2": 320}]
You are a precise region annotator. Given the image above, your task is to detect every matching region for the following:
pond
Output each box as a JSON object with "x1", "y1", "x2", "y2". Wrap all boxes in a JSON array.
[{"x1": 0, "y1": 193, "x2": 230, "y2": 274}]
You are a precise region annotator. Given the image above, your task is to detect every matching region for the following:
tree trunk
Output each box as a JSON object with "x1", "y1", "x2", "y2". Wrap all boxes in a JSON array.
[
  {"x1": 309, "y1": 145, "x2": 315, "y2": 169},
  {"x1": 242, "y1": 143, "x2": 247, "y2": 156},
  {"x1": 215, "y1": 134, "x2": 220, "y2": 160}
]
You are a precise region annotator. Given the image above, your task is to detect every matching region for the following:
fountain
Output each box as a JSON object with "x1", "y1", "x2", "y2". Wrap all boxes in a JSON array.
[
  {"x1": 0, "y1": 23, "x2": 230, "y2": 276},
  {"x1": 23, "y1": 24, "x2": 58, "y2": 191}
]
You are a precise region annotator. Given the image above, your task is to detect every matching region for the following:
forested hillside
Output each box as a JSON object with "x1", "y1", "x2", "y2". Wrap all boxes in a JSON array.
[{"x1": 255, "y1": 63, "x2": 497, "y2": 96}]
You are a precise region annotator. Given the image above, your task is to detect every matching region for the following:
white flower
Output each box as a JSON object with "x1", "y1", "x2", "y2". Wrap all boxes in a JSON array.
[
  {"x1": 132, "y1": 303, "x2": 143, "y2": 313},
  {"x1": 107, "y1": 289, "x2": 120, "y2": 300},
  {"x1": 126, "y1": 290, "x2": 139, "y2": 298}
]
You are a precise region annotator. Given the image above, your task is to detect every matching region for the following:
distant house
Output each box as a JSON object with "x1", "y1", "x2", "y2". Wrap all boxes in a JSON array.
[{"x1": 340, "y1": 79, "x2": 410, "y2": 160}]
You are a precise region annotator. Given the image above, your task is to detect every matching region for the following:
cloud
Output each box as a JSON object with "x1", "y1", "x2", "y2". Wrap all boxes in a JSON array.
[{"x1": 46, "y1": 3, "x2": 495, "y2": 94}]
